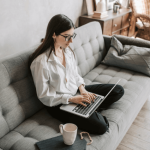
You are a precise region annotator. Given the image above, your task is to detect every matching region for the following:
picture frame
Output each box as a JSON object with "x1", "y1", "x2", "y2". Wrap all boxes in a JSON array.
[
  {"x1": 86, "y1": 0, "x2": 96, "y2": 15},
  {"x1": 93, "y1": 0, "x2": 99, "y2": 11}
]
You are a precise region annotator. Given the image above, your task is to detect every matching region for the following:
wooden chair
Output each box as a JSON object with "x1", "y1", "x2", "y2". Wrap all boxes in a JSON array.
[{"x1": 131, "y1": 0, "x2": 150, "y2": 40}]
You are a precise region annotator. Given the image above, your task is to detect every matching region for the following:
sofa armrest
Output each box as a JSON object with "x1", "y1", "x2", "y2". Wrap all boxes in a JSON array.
[
  {"x1": 103, "y1": 34, "x2": 150, "y2": 50},
  {"x1": 114, "y1": 35, "x2": 150, "y2": 48},
  {"x1": 103, "y1": 35, "x2": 112, "y2": 53}
]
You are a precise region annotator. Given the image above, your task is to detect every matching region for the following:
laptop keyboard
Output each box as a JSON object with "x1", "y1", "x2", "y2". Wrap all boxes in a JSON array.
[{"x1": 72, "y1": 96, "x2": 103, "y2": 115}]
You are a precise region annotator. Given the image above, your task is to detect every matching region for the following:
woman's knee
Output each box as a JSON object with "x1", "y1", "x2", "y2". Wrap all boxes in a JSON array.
[
  {"x1": 89, "y1": 122, "x2": 108, "y2": 135},
  {"x1": 96, "y1": 124, "x2": 108, "y2": 135},
  {"x1": 91, "y1": 113, "x2": 109, "y2": 135},
  {"x1": 114, "y1": 85, "x2": 124, "y2": 96}
]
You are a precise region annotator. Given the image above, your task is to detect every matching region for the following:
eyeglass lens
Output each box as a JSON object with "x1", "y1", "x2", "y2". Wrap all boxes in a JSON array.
[{"x1": 66, "y1": 33, "x2": 76, "y2": 41}]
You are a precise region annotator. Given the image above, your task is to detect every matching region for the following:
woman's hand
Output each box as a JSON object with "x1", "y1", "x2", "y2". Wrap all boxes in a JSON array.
[
  {"x1": 80, "y1": 90, "x2": 97, "y2": 103},
  {"x1": 78, "y1": 84, "x2": 97, "y2": 103},
  {"x1": 68, "y1": 95, "x2": 92, "y2": 107}
]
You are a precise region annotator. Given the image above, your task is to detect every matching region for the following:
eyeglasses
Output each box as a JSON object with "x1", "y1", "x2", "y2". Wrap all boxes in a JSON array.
[{"x1": 59, "y1": 33, "x2": 77, "y2": 41}]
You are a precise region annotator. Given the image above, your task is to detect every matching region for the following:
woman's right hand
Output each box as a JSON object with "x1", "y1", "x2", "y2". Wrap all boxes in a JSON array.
[{"x1": 68, "y1": 95, "x2": 91, "y2": 107}]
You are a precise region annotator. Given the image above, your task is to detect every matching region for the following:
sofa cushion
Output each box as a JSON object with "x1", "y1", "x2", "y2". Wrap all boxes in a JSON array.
[
  {"x1": 83, "y1": 63, "x2": 150, "y2": 150},
  {"x1": 70, "y1": 21, "x2": 107, "y2": 77},
  {"x1": 0, "y1": 51, "x2": 44, "y2": 138},
  {"x1": 0, "y1": 109, "x2": 61, "y2": 150},
  {"x1": 136, "y1": 21, "x2": 144, "y2": 29},
  {"x1": 102, "y1": 36, "x2": 150, "y2": 76}
]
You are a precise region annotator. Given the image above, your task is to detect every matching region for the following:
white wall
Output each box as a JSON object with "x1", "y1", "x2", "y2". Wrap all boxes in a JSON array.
[{"x1": 0, "y1": 0, "x2": 87, "y2": 59}]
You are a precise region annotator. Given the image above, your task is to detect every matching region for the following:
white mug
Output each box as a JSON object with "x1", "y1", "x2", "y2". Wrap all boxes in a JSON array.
[{"x1": 59, "y1": 123, "x2": 77, "y2": 145}]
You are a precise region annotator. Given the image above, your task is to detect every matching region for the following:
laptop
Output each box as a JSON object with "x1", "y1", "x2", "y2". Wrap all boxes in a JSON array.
[{"x1": 60, "y1": 79, "x2": 121, "y2": 118}]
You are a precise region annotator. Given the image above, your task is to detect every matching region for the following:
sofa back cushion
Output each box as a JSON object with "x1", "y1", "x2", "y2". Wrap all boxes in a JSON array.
[
  {"x1": 71, "y1": 21, "x2": 106, "y2": 77},
  {"x1": 0, "y1": 50, "x2": 44, "y2": 138}
]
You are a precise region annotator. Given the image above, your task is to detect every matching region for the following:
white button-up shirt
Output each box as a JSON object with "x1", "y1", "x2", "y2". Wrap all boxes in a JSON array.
[{"x1": 30, "y1": 47, "x2": 85, "y2": 107}]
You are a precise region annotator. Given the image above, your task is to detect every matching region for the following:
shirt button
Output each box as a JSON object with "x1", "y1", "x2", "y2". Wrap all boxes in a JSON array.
[{"x1": 65, "y1": 78, "x2": 67, "y2": 82}]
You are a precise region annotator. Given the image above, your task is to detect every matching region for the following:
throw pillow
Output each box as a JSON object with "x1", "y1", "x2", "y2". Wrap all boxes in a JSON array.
[{"x1": 102, "y1": 36, "x2": 150, "y2": 76}]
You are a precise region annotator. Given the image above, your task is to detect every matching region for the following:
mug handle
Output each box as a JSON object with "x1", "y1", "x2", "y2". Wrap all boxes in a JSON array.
[{"x1": 59, "y1": 124, "x2": 63, "y2": 135}]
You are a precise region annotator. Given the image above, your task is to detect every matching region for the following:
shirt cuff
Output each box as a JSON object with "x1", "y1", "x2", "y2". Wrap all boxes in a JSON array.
[
  {"x1": 82, "y1": 84, "x2": 85, "y2": 88},
  {"x1": 76, "y1": 81, "x2": 85, "y2": 88},
  {"x1": 62, "y1": 94, "x2": 73, "y2": 104}
]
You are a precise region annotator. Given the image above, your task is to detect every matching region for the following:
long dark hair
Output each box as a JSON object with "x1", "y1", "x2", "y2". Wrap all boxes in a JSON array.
[{"x1": 28, "y1": 14, "x2": 75, "y2": 68}]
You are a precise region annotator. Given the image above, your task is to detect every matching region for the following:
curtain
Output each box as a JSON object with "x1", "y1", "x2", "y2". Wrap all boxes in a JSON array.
[{"x1": 131, "y1": 0, "x2": 150, "y2": 16}]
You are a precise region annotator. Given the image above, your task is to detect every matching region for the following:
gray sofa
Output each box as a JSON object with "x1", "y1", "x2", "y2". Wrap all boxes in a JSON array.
[{"x1": 0, "y1": 21, "x2": 150, "y2": 150}]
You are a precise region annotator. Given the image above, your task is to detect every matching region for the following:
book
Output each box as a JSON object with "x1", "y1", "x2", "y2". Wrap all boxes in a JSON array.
[
  {"x1": 92, "y1": 11, "x2": 108, "y2": 19},
  {"x1": 93, "y1": 11, "x2": 108, "y2": 16},
  {"x1": 93, "y1": 13, "x2": 108, "y2": 17},
  {"x1": 36, "y1": 134, "x2": 87, "y2": 150},
  {"x1": 92, "y1": 14, "x2": 108, "y2": 19}
]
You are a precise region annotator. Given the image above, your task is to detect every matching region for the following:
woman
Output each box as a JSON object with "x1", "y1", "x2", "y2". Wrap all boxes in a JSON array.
[{"x1": 29, "y1": 14, "x2": 124, "y2": 135}]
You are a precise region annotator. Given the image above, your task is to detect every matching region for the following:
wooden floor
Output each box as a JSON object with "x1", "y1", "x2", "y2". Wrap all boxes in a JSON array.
[{"x1": 116, "y1": 98, "x2": 150, "y2": 150}]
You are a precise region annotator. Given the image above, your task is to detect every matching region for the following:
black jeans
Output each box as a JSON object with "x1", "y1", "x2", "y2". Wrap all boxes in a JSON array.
[{"x1": 46, "y1": 84, "x2": 124, "y2": 135}]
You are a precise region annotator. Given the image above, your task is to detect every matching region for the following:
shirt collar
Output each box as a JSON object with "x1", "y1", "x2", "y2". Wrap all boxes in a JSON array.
[
  {"x1": 47, "y1": 50, "x2": 57, "y2": 62},
  {"x1": 47, "y1": 48, "x2": 72, "y2": 62}
]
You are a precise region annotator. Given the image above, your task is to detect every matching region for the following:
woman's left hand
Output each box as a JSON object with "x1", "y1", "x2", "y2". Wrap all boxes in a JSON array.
[{"x1": 80, "y1": 90, "x2": 97, "y2": 102}]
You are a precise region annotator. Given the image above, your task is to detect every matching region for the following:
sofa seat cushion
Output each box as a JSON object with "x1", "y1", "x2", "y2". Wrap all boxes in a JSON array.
[
  {"x1": 0, "y1": 109, "x2": 62, "y2": 150},
  {"x1": 83, "y1": 64, "x2": 150, "y2": 149},
  {"x1": 84, "y1": 63, "x2": 150, "y2": 123}
]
